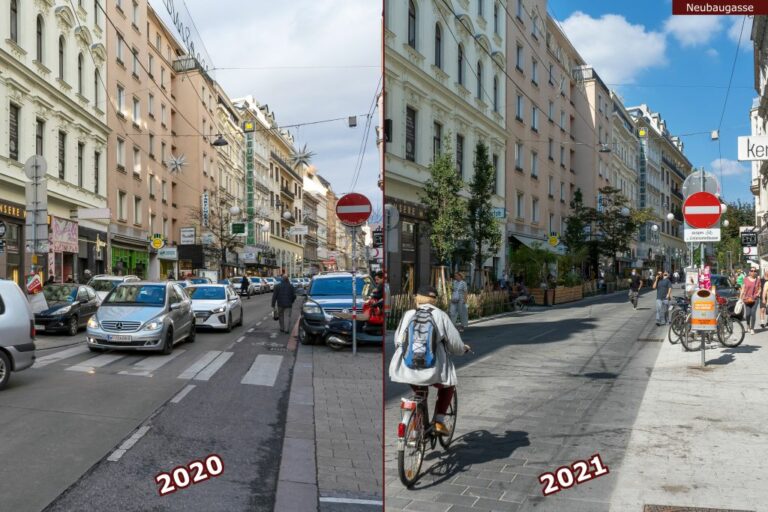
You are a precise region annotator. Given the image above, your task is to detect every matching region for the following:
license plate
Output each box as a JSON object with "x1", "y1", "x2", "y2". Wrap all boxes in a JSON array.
[
  {"x1": 34, "y1": 324, "x2": 44, "y2": 331},
  {"x1": 107, "y1": 334, "x2": 131, "y2": 342}
]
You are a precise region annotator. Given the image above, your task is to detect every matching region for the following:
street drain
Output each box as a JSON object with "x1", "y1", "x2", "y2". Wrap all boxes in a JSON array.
[{"x1": 644, "y1": 506, "x2": 754, "y2": 512}]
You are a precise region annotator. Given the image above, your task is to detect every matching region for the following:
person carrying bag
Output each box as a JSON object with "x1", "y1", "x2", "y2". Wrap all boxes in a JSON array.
[{"x1": 740, "y1": 268, "x2": 761, "y2": 335}]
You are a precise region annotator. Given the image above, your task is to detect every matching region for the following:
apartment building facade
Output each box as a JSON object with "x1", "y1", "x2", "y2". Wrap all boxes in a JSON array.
[
  {"x1": 384, "y1": 0, "x2": 507, "y2": 293},
  {"x1": 1, "y1": 0, "x2": 109, "y2": 286},
  {"x1": 751, "y1": 17, "x2": 768, "y2": 267}
]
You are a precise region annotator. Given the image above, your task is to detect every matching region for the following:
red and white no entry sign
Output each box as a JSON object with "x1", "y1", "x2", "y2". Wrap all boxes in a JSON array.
[
  {"x1": 683, "y1": 191, "x2": 721, "y2": 229},
  {"x1": 336, "y1": 193, "x2": 372, "y2": 227}
]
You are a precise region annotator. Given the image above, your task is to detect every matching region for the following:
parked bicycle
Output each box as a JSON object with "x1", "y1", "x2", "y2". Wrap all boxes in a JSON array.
[
  {"x1": 679, "y1": 296, "x2": 745, "y2": 351},
  {"x1": 667, "y1": 296, "x2": 690, "y2": 345}
]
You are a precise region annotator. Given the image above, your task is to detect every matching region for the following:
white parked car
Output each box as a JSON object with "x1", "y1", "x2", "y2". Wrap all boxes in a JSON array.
[
  {"x1": 187, "y1": 284, "x2": 243, "y2": 332},
  {"x1": 0, "y1": 280, "x2": 36, "y2": 389},
  {"x1": 229, "y1": 276, "x2": 259, "y2": 296},
  {"x1": 264, "y1": 277, "x2": 278, "y2": 291},
  {"x1": 87, "y1": 275, "x2": 140, "y2": 302}
]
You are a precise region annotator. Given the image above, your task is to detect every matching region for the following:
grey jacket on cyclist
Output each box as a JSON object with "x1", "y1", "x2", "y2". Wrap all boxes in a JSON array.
[{"x1": 389, "y1": 304, "x2": 466, "y2": 386}]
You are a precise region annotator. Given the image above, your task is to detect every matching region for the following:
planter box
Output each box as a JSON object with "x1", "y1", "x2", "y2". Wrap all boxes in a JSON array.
[
  {"x1": 554, "y1": 285, "x2": 583, "y2": 304},
  {"x1": 530, "y1": 288, "x2": 554, "y2": 306}
]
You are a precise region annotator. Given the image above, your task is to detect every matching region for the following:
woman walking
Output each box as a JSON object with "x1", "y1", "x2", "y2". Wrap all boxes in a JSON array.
[
  {"x1": 449, "y1": 272, "x2": 468, "y2": 333},
  {"x1": 740, "y1": 268, "x2": 761, "y2": 334}
]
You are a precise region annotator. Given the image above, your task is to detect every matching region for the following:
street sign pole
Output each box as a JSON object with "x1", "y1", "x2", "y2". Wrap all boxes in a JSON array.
[{"x1": 351, "y1": 226, "x2": 357, "y2": 356}]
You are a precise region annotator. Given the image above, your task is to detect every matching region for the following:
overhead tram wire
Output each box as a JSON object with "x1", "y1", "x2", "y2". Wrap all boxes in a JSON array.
[
  {"x1": 716, "y1": 14, "x2": 747, "y2": 185},
  {"x1": 350, "y1": 77, "x2": 382, "y2": 191}
]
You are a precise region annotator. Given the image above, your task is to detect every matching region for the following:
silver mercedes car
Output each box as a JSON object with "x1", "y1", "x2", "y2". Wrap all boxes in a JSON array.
[{"x1": 86, "y1": 281, "x2": 195, "y2": 353}]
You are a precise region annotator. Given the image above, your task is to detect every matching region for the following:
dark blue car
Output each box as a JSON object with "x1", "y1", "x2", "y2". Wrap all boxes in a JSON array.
[{"x1": 298, "y1": 272, "x2": 370, "y2": 345}]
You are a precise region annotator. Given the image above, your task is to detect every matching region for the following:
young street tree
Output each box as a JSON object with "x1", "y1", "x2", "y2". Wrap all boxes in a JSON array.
[
  {"x1": 715, "y1": 199, "x2": 755, "y2": 270},
  {"x1": 187, "y1": 191, "x2": 245, "y2": 278},
  {"x1": 467, "y1": 142, "x2": 502, "y2": 289},
  {"x1": 420, "y1": 138, "x2": 467, "y2": 269},
  {"x1": 562, "y1": 188, "x2": 592, "y2": 252}
]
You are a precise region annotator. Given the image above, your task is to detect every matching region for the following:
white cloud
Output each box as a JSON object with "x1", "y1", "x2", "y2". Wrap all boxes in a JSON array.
[
  {"x1": 705, "y1": 48, "x2": 719, "y2": 58},
  {"x1": 151, "y1": 0, "x2": 381, "y2": 206},
  {"x1": 728, "y1": 16, "x2": 753, "y2": 50},
  {"x1": 711, "y1": 158, "x2": 750, "y2": 176},
  {"x1": 559, "y1": 12, "x2": 667, "y2": 84},
  {"x1": 664, "y1": 15, "x2": 723, "y2": 47}
]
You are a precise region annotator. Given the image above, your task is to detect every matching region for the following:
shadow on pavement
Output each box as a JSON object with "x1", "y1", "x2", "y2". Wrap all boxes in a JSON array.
[
  {"x1": 408, "y1": 430, "x2": 530, "y2": 490},
  {"x1": 707, "y1": 344, "x2": 761, "y2": 366}
]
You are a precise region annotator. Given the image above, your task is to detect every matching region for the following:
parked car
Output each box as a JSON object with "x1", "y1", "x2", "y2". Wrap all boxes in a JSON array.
[
  {"x1": 189, "y1": 277, "x2": 212, "y2": 285},
  {"x1": 86, "y1": 282, "x2": 195, "y2": 353},
  {"x1": 35, "y1": 284, "x2": 100, "y2": 336},
  {"x1": 299, "y1": 272, "x2": 371, "y2": 345},
  {"x1": 87, "y1": 275, "x2": 140, "y2": 301},
  {"x1": 301, "y1": 277, "x2": 311, "y2": 289},
  {"x1": 187, "y1": 284, "x2": 243, "y2": 332},
  {"x1": 250, "y1": 277, "x2": 268, "y2": 294},
  {"x1": 711, "y1": 274, "x2": 740, "y2": 317},
  {"x1": 290, "y1": 277, "x2": 306, "y2": 295},
  {"x1": 264, "y1": 277, "x2": 278, "y2": 291},
  {"x1": 0, "y1": 280, "x2": 36, "y2": 389},
  {"x1": 170, "y1": 280, "x2": 194, "y2": 290},
  {"x1": 229, "y1": 276, "x2": 259, "y2": 296}
]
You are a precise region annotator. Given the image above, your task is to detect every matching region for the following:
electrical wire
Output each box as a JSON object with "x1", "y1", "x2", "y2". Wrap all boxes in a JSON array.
[
  {"x1": 349, "y1": 77, "x2": 382, "y2": 191},
  {"x1": 716, "y1": 15, "x2": 747, "y2": 185},
  {"x1": 212, "y1": 65, "x2": 378, "y2": 71}
]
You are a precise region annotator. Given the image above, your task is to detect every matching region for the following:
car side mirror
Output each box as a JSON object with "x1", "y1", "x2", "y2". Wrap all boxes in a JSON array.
[{"x1": 170, "y1": 302, "x2": 182, "y2": 310}]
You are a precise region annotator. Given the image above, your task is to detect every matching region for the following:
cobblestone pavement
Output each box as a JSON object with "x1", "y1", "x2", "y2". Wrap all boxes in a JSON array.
[{"x1": 384, "y1": 291, "x2": 663, "y2": 511}]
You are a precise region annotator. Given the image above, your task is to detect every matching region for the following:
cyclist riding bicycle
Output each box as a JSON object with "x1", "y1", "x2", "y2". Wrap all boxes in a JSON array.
[{"x1": 389, "y1": 285, "x2": 470, "y2": 435}]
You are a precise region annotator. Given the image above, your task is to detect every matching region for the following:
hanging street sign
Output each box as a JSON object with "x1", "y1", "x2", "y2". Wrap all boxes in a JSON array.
[
  {"x1": 683, "y1": 192, "x2": 721, "y2": 229},
  {"x1": 336, "y1": 193, "x2": 372, "y2": 227}
]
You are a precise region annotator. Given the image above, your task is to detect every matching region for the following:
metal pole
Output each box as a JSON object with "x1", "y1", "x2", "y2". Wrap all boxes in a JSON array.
[
  {"x1": 700, "y1": 168, "x2": 706, "y2": 367},
  {"x1": 351, "y1": 226, "x2": 357, "y2": 355}
]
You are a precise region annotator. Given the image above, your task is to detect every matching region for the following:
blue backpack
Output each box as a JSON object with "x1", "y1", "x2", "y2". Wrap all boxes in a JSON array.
[{"x1": 403, "y1": 307, "x2": 440, "y2": 369}]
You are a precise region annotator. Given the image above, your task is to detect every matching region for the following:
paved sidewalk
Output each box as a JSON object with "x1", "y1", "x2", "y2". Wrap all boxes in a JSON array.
[{"x1": 609, "y1": 324, "x2": 768, "y2": 510}]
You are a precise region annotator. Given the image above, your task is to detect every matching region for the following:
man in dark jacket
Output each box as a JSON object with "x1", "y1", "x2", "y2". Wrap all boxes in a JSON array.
[
  {"x1": 272, "y1": 273, "x2": 296, "y2": 333},
  {"x1": 240, "y1": 274, "x2": 251, "y2": 300}
]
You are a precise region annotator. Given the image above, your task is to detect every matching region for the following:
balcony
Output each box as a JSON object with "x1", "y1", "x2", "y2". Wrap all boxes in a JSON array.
[
  {"x1": 280, "y1": 186, "x2": 295, "y2": 200},
  {"x1": 752, "y1": 178, "x2": 761, "y2": 196},
  {"x1": 671, "y1": 188, "x2": 684, "y2": 201},
  {"x1": 280, "y1": 213, "x2": 295, "y2": 225},
  {"x1": 304, "y1": 215, "x2": 318, "y2": 227}
]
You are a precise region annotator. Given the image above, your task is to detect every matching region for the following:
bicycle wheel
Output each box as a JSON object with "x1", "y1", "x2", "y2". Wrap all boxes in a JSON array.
[
  {"x1": 668, "y1": 311, "x2": 685, "y2": 345},
  {"x1": 438, "y1": 389, "x2": 458, "y2": 449},
  {"x1": 718, "y1": 315, "x2": 745, "y2": 348},
  {"x1": 680, "y1": 322, "x2": 701, "y2": 352},
  {"x1": 397, "y1": 409, "x2": 426, "y2": 487}
]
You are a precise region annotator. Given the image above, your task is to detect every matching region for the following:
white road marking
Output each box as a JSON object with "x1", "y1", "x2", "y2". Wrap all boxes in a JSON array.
[
  {"x1": 529, "y1": 328, "x2": 557, "y2": 340},
  {"x1": 319, "y1": 498, "x2": 383, "y2": 506},
  {"x1": 256, "y1": 322, "x2": 262, "y2": 327},
  {"x1": 236, "y1": 336, "x2": 245, "y2": 343},
  {"x1": 118, "y1": 350, "x2": 185, "y2": 377},
  {"x1": 248, "y1": 328, "x2": 255, "y2": 332},
  {"x1": 33, "y1": 345, "x2": 89, "y2": 368},
  {"x1": 66, "y1": 354, "x2": 124, "y2": 373},
  {"x1": 107, "y1": 426, "x2": 150, "y2": 462},
  {"x1": 178, "y1": 351, "x2": 222, "y2": 379},
  {"x1": 171, "y1": 384, "x2": 196, "y2": 404},
  {"x1": 241, "y1": 355, "x2": 283, "y2": 386},
  {"x1": 270, "y1": 332, "x2": 277, "y2": 339},
  {"x1": 194, "y1": 352, "x2": 233, "y2": 381}
]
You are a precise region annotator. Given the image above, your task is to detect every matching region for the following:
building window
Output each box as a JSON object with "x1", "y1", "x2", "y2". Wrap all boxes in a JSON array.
[
  {"x1": 117, "y1": 85, "x2": 125, "y2": 113},
  {"x1": 516, "y1": 0, "x2": 523, "y2": 18},
  {"x1": 148, "y1": 93, "x2": 154, "y2": 116},
  {"x1": 548, "y1": 138, "x2": 554, "y2": 160},
  {"x1": 560, "y1": 181, "x2": 565, "y2": 201},
  {"x1": 94, "y1": 69, "x2": 101, "y2": 108},
  {"x1": 132, "y1": 1, "x2": 139, "y2": 26},
  {"x1": 549, "y1": 213, "x2": 555, "y2": 234},
  {"x1": 149, "y1": 214, "x2": 155, "y2": 234},
  {"x1": 10, "y1": 0, "x2": 18, "y2": 43},
  {"x1": 476, "y1": 61, "x2": 483, "y2": 99},
  {"x1": 132, "y1": 48, "x2": 139, "y2": 76},
  {"x1": 492, "y1": 153, "x2": 499, "y2": 193},
  {"x1": 161, "y1": 104, "x2": 167, "y2": 125},
  {"x1": 478, "y1": 0, "x2": 484, "y2": 16},
  {"x1": 77, "y1": 142, "x2": 84, "y2": 187},
  {"x1": 58, "y1": 36, "x2": 66, "y2": 80},
  {"x1": 548, "y1": 176, "x2": 554, "y2": 196},
  {"x1": 132, "y1": 97, "x2": 140, "y2": 123},
  {"x1": 493, "y1": 76, "x2": 499, "y2": 112},
  {"x1": 433, "y1": 121, "x2": 442, "y2": 159},
  {"x1": 149, "y1": 174, "x2": 155, "y2": 197},
  {"x1": 532, "y1": 198, "x2": 540, "y2": 223},
  {"x1": 408, "y1": 0, "x2": 416, "y2": 49},
  {"x1": 149, "y1": 133, "x2": 155, "y2": 157},
  {"x1": 516, "y1": 94, "x2": 523, "y2": 121},
  {"x1": 77, "y1": 53, "x2": 84, "y2": 95},
  {"x1": 560, "y1": 110, "x2": 566, "y2": 129},
  {"x1": 517, "y1": 192, "x2": 524, "y2": 219},
  {"x1": 493, "y1": 2, "x2": 499, "y2": 33},
  {"x1": 94, "y1": 151, "x2": 100, "y2": 194},
  {"x1": 532, "y1": 59, "x2": 538, "y2": 84},
  {"x1": 9, "y1": 104, "x2": 19, "y2": 161},
  {"x1": 133, "y1": 147, "x2": 140, "y2": 174},
  {"x1": 162, "y1": 218, "x2": 168, "y2": 237},
  {"x1": 161, "y1": 141, "x2": 166, "y2": 162},
  {"x1": 58, "y1": 131, "x2": 66, "y2": 179},
  {"x1": 548, "y1": 100, "x2": 554, "y2": 120},
  {"x1": 549, "y1": 63, "x2": 554, "y2": 84},
  {"x1": 515, "y1": 142, "x2": 523, "y2": 169},
  {"x1": 531, "y1": 151, "x2": 538, "y2": 177},
  {"x1": 457, "y1": 44, "x2": 464, "y2": 85},
  {"x1": 116, "y1": 138, "x2": 125, "y2": 168},
  {"x1": 516, "y1": 44, "x2": 523, "y2": 70},
  {"x1": 160, "y1": 67, "x2": 165, "y2": 88},
  {"x1": 94, "y1": 0, "x2": 100, "y2": 27},
  {"x1": 456, "y1": 134, "x2": 464, "y2": 177},
  {"x1": 148, "y1": 53, "x2": 154, "y2": 76},
  {"x1": 405, "y1": 106, "x2": 416, "y2": 162},
  {"x1": 36, "y1": 16, "x2": 44, "y2": 62},
  {"x1": 134, "y1": 196, "x2": 142, "y2": 224},
  {"x1": 117, "y1": 34, "x2": 124, "y2": 63},
  {"x1": 434, "y1": 23, "x2": 442, "y2": 68},
  {"x1": 531, "y1": 106, "x2": 539, "y2": 131},
  {"x1": 162, "y1": 180, "x2": 167, "y2": 201},
  {"x1": 118, "y1": 191, "x2": 127, "y2": 221},
  {"x1": 560, "y1": 145, "x2": 565, "y2": 165},
  {"x1": 36, "y1": 119, "x2": 44, "y2": 156}
]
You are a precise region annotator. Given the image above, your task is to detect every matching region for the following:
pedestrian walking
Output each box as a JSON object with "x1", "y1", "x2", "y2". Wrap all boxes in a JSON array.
[
  {"x1": 449, "y1": 272, "x2": 468, "y2": 333},
  {"x1": 240, "y1": 274, "x2": 251, "y2": 300},
  {"x1": 45, "y1": 274, "x2": 55, "y2": 285},
  {"x1": 83, "y1": 269, "x2": 92, "y2": 284},
  {"x1": 673, "y1": 270, "x2": 679, "y2": 284},
  {"x1": 740, "y1": 268, "x2": 761, "y2": 335},
  {"x1": 271, "y1": 273, "x2": 296, "y2": 334},
  {"x1": 653, "y1": 271, "x2": 672, "y2": 326},
  {"x1": 761, "y1": 270, "x2": 768, "y2": 329},
  {"x1": 628, "y1": 269, "x2": 642, "y2": 310}
]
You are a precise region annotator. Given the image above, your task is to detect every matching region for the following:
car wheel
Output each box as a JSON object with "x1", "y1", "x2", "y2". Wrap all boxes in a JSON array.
[
  {"x1": 225, "y1": 313, "x2": 232, "y2": 333},
  {"x1": 162, "y1": 329, "x2": 174, "y2": 355},
  {"x1": 187, "y1": 320, "x2": 196, "y2": 343},
  {"x1": 0, "y1": 351, "x2": 11, "y2": 390},
  {"x1": 67, "y1": 316, "x2": 79, "y2": 336},
  {"x1": 298, "y1": 325, "x2": 314, "y2": 345},
  {"x1": 238, "y1": 310, "x2": 244, "y2": 327}
]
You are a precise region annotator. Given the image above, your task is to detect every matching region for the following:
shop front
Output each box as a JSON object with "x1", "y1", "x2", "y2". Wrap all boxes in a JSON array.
[
  {"x1": 0, "y1": 199, "x2": 26, "y2": 288},
  {"x1": 109, "y1": 224, "x2": 149, "y2": 278},
  {"x1": 385, "y1": 197, "x2": 431, "y2": 295},
  {"x1": 158, "y1": 247, "x2": 179, "y2": 279},
  {"x1": 49, "y1": 217, "x2": 79, "y2": 283},
  {"x1": 78, "y1": 226, "x2": 107, "y2": 281},
  {"x1": 178, "y1": 245, "x2": 204, "y2": 279}
]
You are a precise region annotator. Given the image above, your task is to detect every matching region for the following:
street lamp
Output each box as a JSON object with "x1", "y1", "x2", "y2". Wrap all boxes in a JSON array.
[
  {"x1": 666, "y1": 212, "x2": 675, "y2": 222},
  {"x1": 212, "y1": 134, "x2": 229, "y2": 147},
  {"x1": 723, "y1": 219, "x2": 730, "y2": 227}
]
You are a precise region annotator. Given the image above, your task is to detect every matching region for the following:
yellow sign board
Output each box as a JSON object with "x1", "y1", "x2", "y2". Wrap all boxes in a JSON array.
[
  {"x1": 151, "y1": 238, "x2": 165, "y2": 250},
  {"x1": 548, "y1": 236, "x2": 559, "y2": 247}
]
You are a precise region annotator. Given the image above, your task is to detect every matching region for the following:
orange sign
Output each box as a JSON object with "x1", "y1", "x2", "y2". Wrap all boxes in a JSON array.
[{"x1": 693, "y1": 302, "x2": 714, "y2": 311}]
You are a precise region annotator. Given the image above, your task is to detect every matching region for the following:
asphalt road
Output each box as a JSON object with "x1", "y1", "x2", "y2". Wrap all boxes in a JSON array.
[
  {"x1": 0, "y1": 292, "x2": 295, "y2": 512},
  {"x1": 384, "y1": 290, "x2": 666, "y2": 511}
]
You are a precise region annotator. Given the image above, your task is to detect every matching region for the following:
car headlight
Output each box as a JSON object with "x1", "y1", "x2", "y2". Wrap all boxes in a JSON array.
[
  {"x1": 303, "y1": 302, "x2": 322, "y2": 315},
  {"x1": 55, "y1": 305, "x2": 73, "y2": 315},
  {"x1": 211, "y1": 305, "x2": 226, "y2": 314},
  {"x1": 87, "y1": 317, "x2": 100, "y2": 329},
  {"x1": 144, "y1": 319, "x2": 163, "y2": 330}
]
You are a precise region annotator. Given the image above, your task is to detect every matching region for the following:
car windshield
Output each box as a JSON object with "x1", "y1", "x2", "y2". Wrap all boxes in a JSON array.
[
  {"x1": 309, "y1": 277, "x2": 368, "y2": 296},
  {"x1": 230, "y1": 277, "x2": 242, "y2": 283},
  {"x1": 188, "y1": 286, "x2": 226, "y2": 300},
  {"x1": 89, "y1": 280, "x2": 119, "y2": 292},
  {"x1": 105, "y1": 284, "x2": 166, "y2": 306},
  {"x1": 43, "y1": 285, "x2": 78, "y2": 302},
  {"x1": 712, "y1": 276, "x2": 731, "y2": 288},
  {"x1": 190, "y1": 278, "x2": 209, "y2": 284}
]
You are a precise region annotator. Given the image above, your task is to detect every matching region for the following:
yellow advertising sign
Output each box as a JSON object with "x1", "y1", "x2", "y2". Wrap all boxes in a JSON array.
[{"x1": 151, "y1": 238, "x2": 165, "y2": 250}]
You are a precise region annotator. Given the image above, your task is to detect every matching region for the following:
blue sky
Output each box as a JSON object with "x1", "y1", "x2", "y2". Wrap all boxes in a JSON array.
[{"x1": 549, "y1": 0, "x2": 755, "y2": 204}]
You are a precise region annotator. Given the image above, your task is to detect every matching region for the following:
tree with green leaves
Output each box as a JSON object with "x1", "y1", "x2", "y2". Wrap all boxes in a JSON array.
[
  {"x1": 420, "y1": 139, "x2": 467, "y2": 267},
  {"x1": 467, "y1": 142, "x2": 502, "y2": 289},
  {"x1": 562, "y1": 188, "x2": 591, "y2": 252},
  {"x1": 715, "y1": 199, "x2": 755, "y2": 271}
]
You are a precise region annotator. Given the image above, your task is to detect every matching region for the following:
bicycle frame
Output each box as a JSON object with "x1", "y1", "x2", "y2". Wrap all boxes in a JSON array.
[{"x1": 398, "y1": 395, "x2": 425, "y2": 451}]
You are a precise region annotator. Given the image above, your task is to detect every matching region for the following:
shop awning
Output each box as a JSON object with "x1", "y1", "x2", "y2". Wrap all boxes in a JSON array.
[{"x1": 510, "y1": 234, "x2": 565, "y2": 255}]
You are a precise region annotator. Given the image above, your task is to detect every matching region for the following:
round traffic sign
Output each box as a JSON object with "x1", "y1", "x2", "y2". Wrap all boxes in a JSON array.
[
  {"x1": 336, "y1": 193, "x2": 372, "y2": 227},
  {"x1": 683, "y1": 192, "x2": 721, "y2": 229},
  {"x1": 24, "y1": 155, "x2": 47, "y2": 181}
]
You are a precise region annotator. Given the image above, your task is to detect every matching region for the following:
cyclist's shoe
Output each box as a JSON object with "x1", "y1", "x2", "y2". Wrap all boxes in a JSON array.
[{"x1": 434, "y1": 421, "x2": 450, "y2": 435}]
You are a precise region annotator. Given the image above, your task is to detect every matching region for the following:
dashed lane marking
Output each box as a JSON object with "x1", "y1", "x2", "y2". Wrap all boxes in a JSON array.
[
  {"x1": 177, "y1": 351, "x2": 221, "y2": 380},
  {"x1": 236, "y1": 336, "x2": 245, "y2": 343},
  {"x1": 193, "y1": 352, "x2": 233, "y2": 381},
  {"x1": 118, "y1": 350, "x2": 185, "y2": 377},
  {"x1": 241, "y1": 355, "x2": 283, "y2": 386},
  {"x1": 107, "y1": 426, "x2": 150, "y2": 462},
  {"x1": 33, "y1": 345, "x2": 89, "y2": 368},
  {"x1": 171, "y1": 384, "x2": 196, "y2": 404}
]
